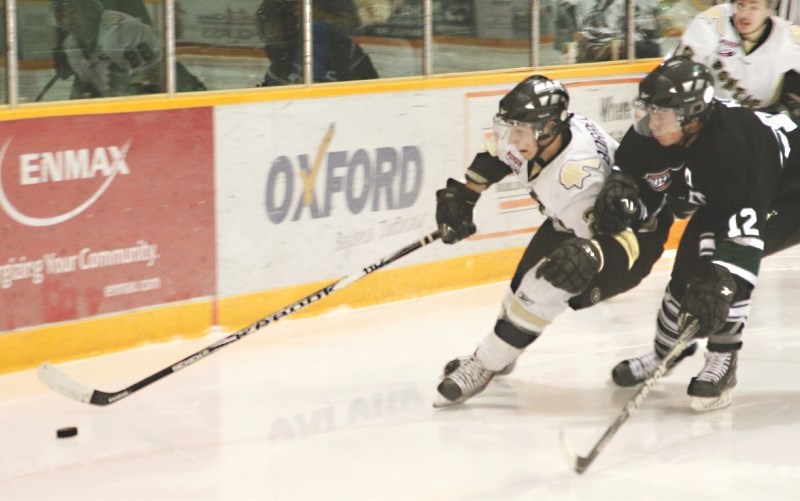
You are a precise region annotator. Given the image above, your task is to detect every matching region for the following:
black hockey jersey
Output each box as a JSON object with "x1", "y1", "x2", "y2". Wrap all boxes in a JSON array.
[{"x1": 614, "y1": 101, "x2": 800, "y2": 289}]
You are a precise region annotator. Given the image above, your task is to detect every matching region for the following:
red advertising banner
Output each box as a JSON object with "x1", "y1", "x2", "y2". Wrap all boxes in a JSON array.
[{"x1": 0, "y1": 108, "x2": 215, "y2": 332}]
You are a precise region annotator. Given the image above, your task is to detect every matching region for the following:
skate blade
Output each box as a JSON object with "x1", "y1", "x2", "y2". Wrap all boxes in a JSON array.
[
  {"x1": 690, "y1": 390, "x2": 732, "y2": 412},
  {"x1": 432, "y1": 393, "x2": 461, "y2": 408}
]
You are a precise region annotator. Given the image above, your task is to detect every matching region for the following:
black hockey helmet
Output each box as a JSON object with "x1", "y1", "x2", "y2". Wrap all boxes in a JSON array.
[
  {"x1": 51, "y1": 0, "x2": 102, "y2": 13},
  {"x1": 636, "y1": 56, "x2": 715, "y2": 124},
  {"x1": 256, "y1": 0, "x2": 299, "y2": 45},
  {"x1": 52, "y1": 0, "x2": 103, "y2": 35},
  {"x1": 497, "y1": 75, "x2": 571, "y2": 142}
]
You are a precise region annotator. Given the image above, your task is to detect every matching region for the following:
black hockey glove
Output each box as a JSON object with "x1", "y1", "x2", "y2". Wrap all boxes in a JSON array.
[
  {"x1": 436, "y1": 178, "x2": 480, "y2": 244},
  {"x1": 593, "y1": 171, "x2": 642, "y2": 234},
  {"x1": 681, "y1": 263, "x2": 737, "y2": 336},
  {"x1": 535, "y1": 237, "x2": 602, "y2": 294}
]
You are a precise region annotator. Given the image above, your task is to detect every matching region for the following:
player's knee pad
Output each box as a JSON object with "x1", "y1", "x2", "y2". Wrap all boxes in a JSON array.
[{"x1": 502, "y1": 265, "x2": 571, "y2": 332}]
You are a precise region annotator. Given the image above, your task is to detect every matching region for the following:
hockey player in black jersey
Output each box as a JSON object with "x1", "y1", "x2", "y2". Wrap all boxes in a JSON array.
[
  {"x1": 595, "y1": 56, "x2": 800, "y2": 411},
  {"x1": 433, "y1": 75, "x2": 675, "y2": 407}
]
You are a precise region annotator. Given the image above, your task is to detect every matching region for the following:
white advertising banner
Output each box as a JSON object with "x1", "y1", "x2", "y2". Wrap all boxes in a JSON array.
[{"x1": 215, "y1": 76, "x2": 642, "y2": 297}]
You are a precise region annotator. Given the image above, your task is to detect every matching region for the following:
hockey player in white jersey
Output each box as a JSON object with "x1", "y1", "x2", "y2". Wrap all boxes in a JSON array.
[
  {"x1": 53, "y1": 0, "x2": 162, "y2": 98},
  {"x1": 433, "y1": 76, "x2": 675, "y2": 407},
  {"x1": 673, "y1": 0, "x2": 800, "y2": 114}
]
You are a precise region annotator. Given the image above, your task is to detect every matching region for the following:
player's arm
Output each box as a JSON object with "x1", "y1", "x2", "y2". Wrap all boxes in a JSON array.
[
  {"x1": 329, "y1": 28, "x2": 378, "y2": 81},
  {"x1": 759, "y1": 70, "x2": 800, "y2": 121},
  {"x1": 593, "y1": 128, "x2": 675, "y2": 233},
  {"x1": 436, "y1": 150, "x2": 511, "y2": 244},
  {"x1": 125, "y1": 24, "x2": 163, "y2": 93},
  {"x1": 537, "y1": 172, "x2": 640, "y2": 294},
  {"x1": 682, "y1": 172, "x2": 769, "y2": 335},
  {"x1": 670, "y1": 5, "x2": 725, "y2": 63}
]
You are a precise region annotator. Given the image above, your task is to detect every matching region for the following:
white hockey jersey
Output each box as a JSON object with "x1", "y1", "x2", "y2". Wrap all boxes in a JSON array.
[
  {"x1": 64, "y1": 10, "x2": 162, "y2": 97},
  {"x1": 505, "y1": 114, "x2": 618, "y2": 240},
  {"x1": 674, "y1": 3, "x2": 800, "y2": 107}
]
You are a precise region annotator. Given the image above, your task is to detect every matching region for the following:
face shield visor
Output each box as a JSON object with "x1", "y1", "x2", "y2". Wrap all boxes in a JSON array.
[
  {"x1": 493, "y1": 115, "x2": 540, "y2": 166},
  {"x1": 493, "y1": 114, "x2": 557, "y2": 164},
  {"x1": 632, "y1": 98, "x2": 685, "y2": 138}
]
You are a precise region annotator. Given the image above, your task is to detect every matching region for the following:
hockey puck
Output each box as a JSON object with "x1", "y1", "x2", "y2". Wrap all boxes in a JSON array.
[{"x1": 56, "y1": 426, "x2": 78, "y2": 439}]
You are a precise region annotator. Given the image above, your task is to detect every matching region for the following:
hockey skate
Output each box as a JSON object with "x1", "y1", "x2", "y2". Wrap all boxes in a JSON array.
[
  {"x1": 687, "y1": 350, "x2": 738, "y2": 412},
  {"x1": 611, "y1": 342, "x2": 698, "y2": 387},
  {"x1": 435, "y1": 355, "x2": 499, "y2": 407},
  {"x1": 442, "y1": 357, "x2": 516, "y2": 378}
]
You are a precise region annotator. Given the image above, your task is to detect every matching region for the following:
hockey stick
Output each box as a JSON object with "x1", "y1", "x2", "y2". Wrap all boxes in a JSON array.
[
  {"x1": 559, "y1": 316, "x2": 700, "y2": 474},
  {"x1": 38, "y1": 230, "x2": 441, "y2": 406},
  {"x1": 35, "y1": 74, "x2": 61, "y2": 102}
]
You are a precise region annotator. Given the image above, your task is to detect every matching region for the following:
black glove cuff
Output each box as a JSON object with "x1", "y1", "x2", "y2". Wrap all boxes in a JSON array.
[{"x1": 446, "y1": 178, "x2": 480, "y2": 205}]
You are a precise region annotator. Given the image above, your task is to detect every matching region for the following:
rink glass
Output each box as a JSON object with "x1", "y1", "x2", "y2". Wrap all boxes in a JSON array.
[{"x1": 8, "y1": 0, "x2": 701, "y2": 103}]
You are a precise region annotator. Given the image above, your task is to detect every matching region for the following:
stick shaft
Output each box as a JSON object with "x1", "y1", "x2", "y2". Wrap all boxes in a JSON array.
[
  {"x1": 567, "y1": 318, "x2": 700, "y2": 474},
  {"x1": 39, "y1": 231, "x2": 441, "y2": 405},
  {"x1": 35, "y1": 74, "x2": 60, "y2": 102}
]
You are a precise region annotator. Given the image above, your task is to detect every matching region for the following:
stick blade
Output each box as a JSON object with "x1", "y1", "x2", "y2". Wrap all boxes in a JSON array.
[
  {"x1": 37, "y1": 363, "x2": 95, "y2": 404},
  {"x1": 559, "y1": 429, "x2": 591, "y2": 475}
]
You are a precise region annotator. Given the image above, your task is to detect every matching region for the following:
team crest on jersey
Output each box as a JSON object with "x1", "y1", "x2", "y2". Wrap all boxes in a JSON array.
[
  {"x1": 504, "y1": 151, "x2": 524, "y2": 174},
  {"x1": 792, "y1": 25, "x2": 800, "y2": 44},
  {"x1": 716, "y1": 39, "x2": 739, "y2": 57},
  {"x1": 644, "y1": 168, "x2": 673, "y2": 191},
  {"x1": 560, "y1": 159, "x2": 600, "y2": 189}
]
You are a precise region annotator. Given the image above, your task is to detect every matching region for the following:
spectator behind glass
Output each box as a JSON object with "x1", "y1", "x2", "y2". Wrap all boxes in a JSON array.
[
  {"x1": 671, "y1": 0, "x2": 800, "y2": 118},
  {"x1": 564, "y1": 0, "x2": 665, "y2": 62},
  {"x1": 775, "y1": 0, "x2": 799, "y2": 23},
  {"x1": 51, "y1": 0, "x2": 152, "y2": 83},
  {"x1": 52, "y1": 0, "x2": 162, "y2": 98},
  {"x1": 52, "y1": 0, "x2": 206, "y2": 99},
  {"x1": 255, "y1": 0, "x2": 378, "y2": 86}
]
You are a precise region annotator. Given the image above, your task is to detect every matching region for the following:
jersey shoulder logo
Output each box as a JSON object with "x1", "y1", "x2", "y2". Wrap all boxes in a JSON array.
[
  {"x1": 717, "y1": 38, "x2": 739, "y2": 57},
  {"x1": 560, "y1": 158, "x2": 600, "y2": 190},
  {"x1": 791, "y1": 25, "x2": 800, "y2": 44},
  {"x1": 697, "y1": 5, "x2": 727, "y2": 35}
]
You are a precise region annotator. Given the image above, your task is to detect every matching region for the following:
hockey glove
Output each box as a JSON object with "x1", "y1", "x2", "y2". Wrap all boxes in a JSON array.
[
  {"x1": 593, "y1": 171, "x2": 642, "y2": 234},
  {"x1": 536, "y1": 237, "x2": 603, "y2": 294},
  {"x1": 436, "y1": 178, "x2": 480, "y2": 244},
  {"x1": 681, "y1": 262, "x2": 737, "y2": 336}
]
